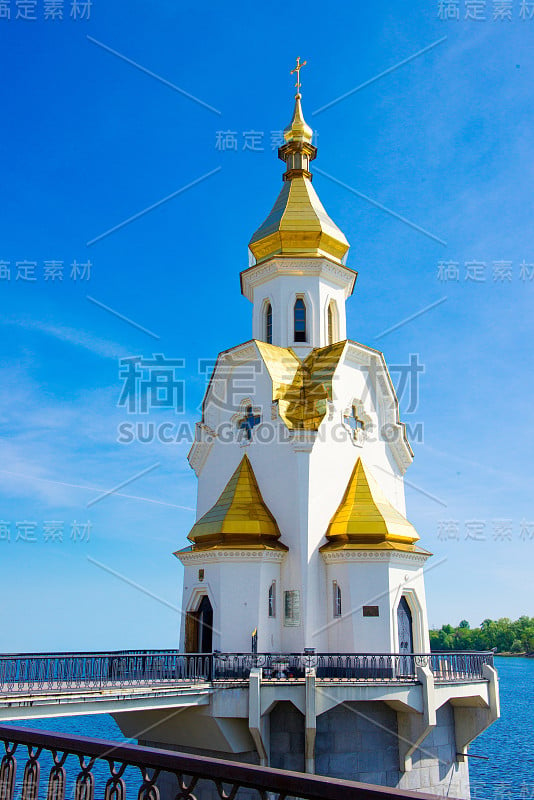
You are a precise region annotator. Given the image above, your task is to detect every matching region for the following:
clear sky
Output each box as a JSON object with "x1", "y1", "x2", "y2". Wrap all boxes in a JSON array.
[{"x1": 1, "y1": 0, "x2": 533, "y2": 652}]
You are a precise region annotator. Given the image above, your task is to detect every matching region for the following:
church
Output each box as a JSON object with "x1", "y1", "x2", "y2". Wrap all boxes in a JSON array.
[
  {"x1": 178, "y1": 66, "x2": 424, "y2": 660},
  {"x1": 117, "y1": 63, "x2": 499, "y2": 798}
]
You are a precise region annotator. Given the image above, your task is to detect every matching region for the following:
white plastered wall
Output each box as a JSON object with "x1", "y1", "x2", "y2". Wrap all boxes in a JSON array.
[
  {"x1": 251, "y1": 275, "x2": 347, "y2": 350},
  {"x1": 322, "y1": 556, "x2": 431, "y2": 653},
  {"x1": 179, "y1": 556, "x2": 284, "y2": 652}
]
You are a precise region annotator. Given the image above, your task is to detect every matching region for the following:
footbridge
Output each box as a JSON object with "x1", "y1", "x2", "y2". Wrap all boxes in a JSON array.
[{"x1": 0, "y1": 648, "x2": 496, "y2": 723}]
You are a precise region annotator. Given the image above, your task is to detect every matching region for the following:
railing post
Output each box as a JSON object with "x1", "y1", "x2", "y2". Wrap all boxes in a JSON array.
[
  {"x1": 305, "y1": 667, "x2": 316, "y2": 774},
  {"x1": 248, "y1": 668, "x2": 268, "y2": 766}
]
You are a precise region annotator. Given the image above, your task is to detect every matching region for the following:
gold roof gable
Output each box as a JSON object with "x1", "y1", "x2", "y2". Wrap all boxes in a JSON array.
[
  {"x1": 182, "y1": 454, "x2": 287, "y2": 552},
  {"x1": 321, "y1": 458, "x2": 421, "y2": 551},
  {"x1": 256, "y1": 340, "x2": 346, "y2": 430}
]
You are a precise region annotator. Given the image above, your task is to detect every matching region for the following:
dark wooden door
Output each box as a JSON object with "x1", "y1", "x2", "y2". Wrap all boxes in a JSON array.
[{"x1": 185, "y1": 612, "x2": 199, "y2": 653}]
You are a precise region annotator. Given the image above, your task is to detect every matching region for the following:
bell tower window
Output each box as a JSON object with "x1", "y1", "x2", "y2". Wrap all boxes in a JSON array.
[
  {"x1": 294, "y1": 298, "x2": 306, "y2": 343},
  {"x1": 266, "y1": 303, "x2": 273, "y2": 344},
  {"x1": 327, "y1": 300, "x2": 338, "y2": 345}
]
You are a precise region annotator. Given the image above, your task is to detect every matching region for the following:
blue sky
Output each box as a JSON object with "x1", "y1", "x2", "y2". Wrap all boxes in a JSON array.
[{"x1": 1, "y1": 0, "x2": 533, "y2": 651}]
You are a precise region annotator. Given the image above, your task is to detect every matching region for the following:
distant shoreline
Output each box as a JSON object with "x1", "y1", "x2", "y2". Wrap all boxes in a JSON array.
[
  {"x1": 430, "y1": 649, "x2": 534, "y2": 657},
  {"x1": 430, "y1": 617, "x2": 534, "y2": 654},
  {"x1": 495, "y1": 651, "x2": 534, "y2": 658}
]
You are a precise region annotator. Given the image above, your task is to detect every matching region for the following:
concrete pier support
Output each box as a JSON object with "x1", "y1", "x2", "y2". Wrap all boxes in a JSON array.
[
  {"x1": 398, "y1": 664, "x2": 436, "y2": 772},
  {"x1": 108, "y1": 670, "x2": 499, "y2": 800}
]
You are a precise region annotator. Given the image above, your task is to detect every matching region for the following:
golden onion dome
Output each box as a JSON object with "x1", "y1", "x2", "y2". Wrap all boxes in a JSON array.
[
  {"x1": 249, "y1": 91, "x2": 350, "y2": 266},
  {"x1": 283, "y1": 94, "x2": 313, "y2": 144}
]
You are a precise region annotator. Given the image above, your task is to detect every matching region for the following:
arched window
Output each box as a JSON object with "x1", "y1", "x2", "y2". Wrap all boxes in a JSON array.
[
  {"x1": 265, "y1": 303, "x2": 273, "y2": 344},
  {"x1": 268, "y1": 581, "x2": 276, "y2": 618},
  {"x1": 327, "y1": 300, "x2": 338, "y2": 345},
  {"x1": 333, "y1": 581, "x2": 342, "y2": 618},
  {"x1": 294, "y1": 298, "x2": 306, "y2": 342}
]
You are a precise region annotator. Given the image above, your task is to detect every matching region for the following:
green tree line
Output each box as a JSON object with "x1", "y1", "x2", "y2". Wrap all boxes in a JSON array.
[{"x1": 429, "y1": 616, "x2": 534, "y2": 653}]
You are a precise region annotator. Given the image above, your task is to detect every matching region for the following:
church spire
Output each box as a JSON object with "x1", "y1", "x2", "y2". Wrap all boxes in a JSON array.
[
  {"x1": 280, "y1": 57, "x2": 316, "y2": 180},
  {"x1": 248, "y1": 59, "x2": 350, "y2": 265}
]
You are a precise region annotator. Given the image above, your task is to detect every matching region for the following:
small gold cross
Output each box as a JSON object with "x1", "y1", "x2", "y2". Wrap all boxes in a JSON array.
[{"x1": 290, "y1": 56, "x2": 307, "y2": 95}]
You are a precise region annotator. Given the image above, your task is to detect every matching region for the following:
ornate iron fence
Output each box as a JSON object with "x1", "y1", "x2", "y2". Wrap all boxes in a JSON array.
[
  {"x1": 0, "y1": 651, "x2": 212, "y2": 694},
  {"x1": 213, "y1": 653, "x2": 400, "y2": 681},
  {"x1": 0, "y1": 650, "x2": 493, "y2": 694},
  {"x1": 213, "y1": 651, "x2": 493, "y2": 682},
  {"x1": 430, "y1": 651, "x2": 493, "y2": 681},
  {"x1": 0, "y1": 724, "x2": 457, "y2": 800}
]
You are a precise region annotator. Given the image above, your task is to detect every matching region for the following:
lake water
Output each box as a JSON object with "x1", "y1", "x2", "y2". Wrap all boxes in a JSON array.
[
  {"x1": 468, "y1": 657, "x2": 534, "y2": 799},
  {"x1": 3, "y1": 656, "x2": 533, "y2": 799}
]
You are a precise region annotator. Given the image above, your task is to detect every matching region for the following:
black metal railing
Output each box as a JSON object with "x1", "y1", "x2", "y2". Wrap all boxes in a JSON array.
[
  {"x1": 212, "y1": 651, "x2": 493, "y2": 682},
  {"x1": 0, "y1": 650, "x2": 212, "y2": 694},
  {"x1": 0, "y1": 650, "x2": 494, "y2": 694},
  {"x1": 213, "y1": 653, "x2": 401, "y2": 681},
  {"x1": 0, "y1": 724, "x2": 458, "y2": 800},
  {"x1": 430, "y1": 651, "x2": 493, "y2": 681}
]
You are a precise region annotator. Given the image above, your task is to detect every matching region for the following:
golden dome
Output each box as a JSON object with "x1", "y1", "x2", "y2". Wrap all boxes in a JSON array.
[
  {"x1": 284, "y1": 94, "x2": 313, "y2": 143},
  {"x1": 321, "y1": 458, "x2": 422, "y2": 552},
  {"x1": 249, "y1": 94, "x2": 350, "y2": 266},
  {"x1": 184, "y1": 454, "x2": 287, "y2": 551}
]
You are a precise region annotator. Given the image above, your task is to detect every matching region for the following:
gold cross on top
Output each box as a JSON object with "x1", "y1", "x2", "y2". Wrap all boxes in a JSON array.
[{"x1": 290, "y1": 56, "x2": 307, "y2": 95}]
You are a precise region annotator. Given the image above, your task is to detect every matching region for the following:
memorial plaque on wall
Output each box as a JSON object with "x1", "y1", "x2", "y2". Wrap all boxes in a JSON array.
[{"x1": 284, "y1": 590, "x2": 301, "y2": 626}]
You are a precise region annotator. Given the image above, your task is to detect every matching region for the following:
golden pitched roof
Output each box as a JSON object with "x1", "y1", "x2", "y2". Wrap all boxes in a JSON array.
[
  {"x1": 248, "y1": 94, "x2": 350, "y2": 266},
  {"x1": 181, "y1": 454, "x2": 287, "y2": 551},
  {"x1": 321, "y1": 458, "x2": 422, "y2": 552},
  {"x1": 249, "y1": 177, "x2": 350, "y2": 265},
  {"x1": 256, "y1": 340, "x2": 346, "y2": 430}
]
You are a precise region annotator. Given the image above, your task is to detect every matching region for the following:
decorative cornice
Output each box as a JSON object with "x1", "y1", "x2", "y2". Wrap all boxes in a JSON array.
[
  {"x1": 240, "y1": 257, "x2": 357, "y2": 302},
  {"x1": 187, "y1": 423, "x2": 215, "y2": 477},
  {"x1": 321, "y1": 549, "x2": 430, "y2": 565},
  {"x1": 177, "y1": 549, "x2": 287, "y2": 565}
]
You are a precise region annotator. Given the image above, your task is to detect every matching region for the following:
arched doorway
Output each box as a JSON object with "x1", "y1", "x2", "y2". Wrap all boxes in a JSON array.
[
  {"x1": 198, "y1": 595, "x2": 213, "y2": 653},
  {"x1": 397, "y1": 596, "x2": 414, "y2": 676},
  {"x1": 185, "y1": 595, "x2": 213, "y2": 653}
]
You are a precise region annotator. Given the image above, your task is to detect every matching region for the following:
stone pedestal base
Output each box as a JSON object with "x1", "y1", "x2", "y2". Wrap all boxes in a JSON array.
[{"x1": 144, "y1": 699, "x2": 470, "y2": 800}]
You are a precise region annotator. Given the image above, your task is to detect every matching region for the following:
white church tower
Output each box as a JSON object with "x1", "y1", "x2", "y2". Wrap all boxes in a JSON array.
[
  {"x1": 153, "y1": 65, "x2": 499, "y2": 797},
  {"x1": 177, "y1": 78, "x2": 426, "y2": 659}
]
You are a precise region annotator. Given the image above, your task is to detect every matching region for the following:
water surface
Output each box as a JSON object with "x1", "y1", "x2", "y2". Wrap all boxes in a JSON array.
[{"x1": 4, "y1": 656, "x2": 532, "y2": 799}]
